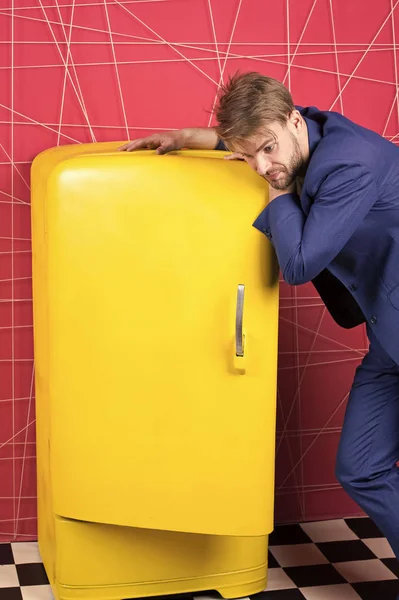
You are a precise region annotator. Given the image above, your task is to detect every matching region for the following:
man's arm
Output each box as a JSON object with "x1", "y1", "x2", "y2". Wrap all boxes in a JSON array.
[
  {"x1": 119, "y1": 127, "x2": 222, "y2": 153},
  {"x1": 255, "y1": 161, "x2": 377, "y2": 285}
]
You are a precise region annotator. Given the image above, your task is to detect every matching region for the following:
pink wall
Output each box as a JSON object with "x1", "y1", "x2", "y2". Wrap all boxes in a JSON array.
[{"x1": 0, "y1": 0, "x2": 396, "y2": 542}]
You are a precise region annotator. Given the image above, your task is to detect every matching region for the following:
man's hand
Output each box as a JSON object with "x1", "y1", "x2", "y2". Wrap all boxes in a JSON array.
[
  {"x1": 268, "y1": 180, "x2": 298, "y2": 203},
  {"x1": 119, "y1": 130, "x2": 189, "y2": 154},
  {"x1": 223, "y1": 152, "x2": 244, "y2": 161},
  {"x1": 118, "y1": 127, "x2": 219, "y2": 153}
]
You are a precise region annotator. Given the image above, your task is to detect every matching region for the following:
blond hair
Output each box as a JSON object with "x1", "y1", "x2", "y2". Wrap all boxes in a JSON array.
[{"x1": 214, "y1": 72, "x2": 295, "y2": 147}]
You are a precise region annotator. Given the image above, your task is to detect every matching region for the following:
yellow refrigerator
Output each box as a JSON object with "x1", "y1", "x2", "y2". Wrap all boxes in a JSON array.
[{"x1": 31, "y1": 144, "x2": 279, "y2": 600}]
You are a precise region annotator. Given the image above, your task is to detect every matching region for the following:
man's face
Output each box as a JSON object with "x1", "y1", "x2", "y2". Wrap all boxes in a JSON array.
[{"x1": 229, "y1": 121, "x2": 305, "y2": 190}]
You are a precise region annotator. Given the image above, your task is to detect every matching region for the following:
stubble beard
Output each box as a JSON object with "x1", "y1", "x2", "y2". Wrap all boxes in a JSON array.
[{"x1": 267, "y1": 136, "x2": 303, "y2": 190}]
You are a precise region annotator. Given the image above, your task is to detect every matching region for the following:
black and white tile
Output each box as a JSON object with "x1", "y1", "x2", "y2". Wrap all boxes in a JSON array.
[{"x1": 1, "y1": 518, "x2": 398, "y2": 600}]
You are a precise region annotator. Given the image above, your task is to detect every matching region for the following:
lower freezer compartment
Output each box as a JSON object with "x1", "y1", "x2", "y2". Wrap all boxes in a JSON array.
[
  {"x1": 54, "y1": 568, "x2": 268, "y2": 600},
  {"x1": 45, "y1": 515, "x2": 269, "y2": 600}
]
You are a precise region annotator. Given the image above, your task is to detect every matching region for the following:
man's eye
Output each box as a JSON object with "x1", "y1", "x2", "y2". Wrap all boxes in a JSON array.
[{"x1": 263, "y1": 145, "x2": 275, "y2": 153}]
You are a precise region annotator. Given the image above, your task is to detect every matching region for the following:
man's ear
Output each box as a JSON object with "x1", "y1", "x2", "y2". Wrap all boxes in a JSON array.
[{"x1": 288, "y1": 109, "x2": 303, "y2": 131}]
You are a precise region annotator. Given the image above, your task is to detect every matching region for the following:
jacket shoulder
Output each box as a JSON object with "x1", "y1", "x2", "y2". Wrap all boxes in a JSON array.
[{"x1": 307, "y1": 115, "x2": 377, "y2": 192}]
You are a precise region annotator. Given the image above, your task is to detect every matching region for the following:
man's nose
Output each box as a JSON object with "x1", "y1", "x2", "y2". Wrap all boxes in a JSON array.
[{"x1": 254, "y1": 155, "x2": 271, "y2": 176}]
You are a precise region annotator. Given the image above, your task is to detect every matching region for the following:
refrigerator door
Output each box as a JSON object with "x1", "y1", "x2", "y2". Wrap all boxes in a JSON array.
[{"x1": 34, "y1": 148, "x2": 279, "y2": 537}]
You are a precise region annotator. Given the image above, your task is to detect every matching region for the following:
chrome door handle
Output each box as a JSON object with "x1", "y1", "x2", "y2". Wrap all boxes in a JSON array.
[{"x1": 236, "y1": 284, "x2": 245, "y2": 357}]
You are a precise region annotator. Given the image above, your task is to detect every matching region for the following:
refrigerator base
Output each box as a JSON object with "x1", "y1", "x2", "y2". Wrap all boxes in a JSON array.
[{"x1": 40, "y1": 515, "x2": 269, "y2": 600}]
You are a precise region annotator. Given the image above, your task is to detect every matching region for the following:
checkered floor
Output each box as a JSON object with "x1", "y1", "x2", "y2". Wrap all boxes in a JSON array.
[{"x1": 1, "y1": 518, "x2": 399, "y2": 599}]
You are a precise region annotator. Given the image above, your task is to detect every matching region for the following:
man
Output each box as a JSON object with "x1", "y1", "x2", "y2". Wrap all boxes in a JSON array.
[{"x1": 120, "y1": 72, "x2": 399, "y2": 560}]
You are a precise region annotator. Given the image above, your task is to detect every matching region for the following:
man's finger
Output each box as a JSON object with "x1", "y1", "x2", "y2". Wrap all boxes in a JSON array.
[
  {"x1": 119, "y1": 138, "x2": 155, "y2": 152},
  {"x1": 118, "y1": 141, "x2": 141, "y2": 152},
  {"x1": 223, "y1": 153, "x2": 244, "y2": 161},
  {"x1": 156, "y1": 143, "x2": 175, "y2": 155}
]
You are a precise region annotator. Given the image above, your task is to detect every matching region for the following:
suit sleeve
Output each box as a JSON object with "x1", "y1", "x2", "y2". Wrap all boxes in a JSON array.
[
  {"x1": 259, "y1": 160, "x2": 378, "y2": 285},
  {"x1": 215, "y1": 138, "x2": 227, "y2": 150}
]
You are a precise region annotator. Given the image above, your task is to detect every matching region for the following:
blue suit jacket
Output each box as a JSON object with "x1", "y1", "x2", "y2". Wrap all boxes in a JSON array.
[{"x1": 218, "y1": 107, "x2": 399, "y2": 365}]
